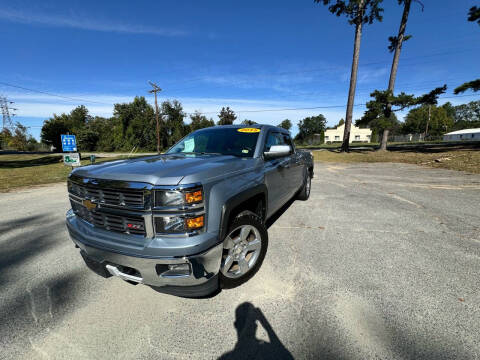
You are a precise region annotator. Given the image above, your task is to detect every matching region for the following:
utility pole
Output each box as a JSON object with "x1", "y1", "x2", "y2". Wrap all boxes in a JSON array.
[
  {"x1": 425, "y1": 104, "x2": 431, "y2": 138},
  {"x1": 148, "y1": 82, "x2": 162, "y2": 153}
]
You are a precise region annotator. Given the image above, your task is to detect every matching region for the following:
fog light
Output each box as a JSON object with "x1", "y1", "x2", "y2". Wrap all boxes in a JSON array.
[{"x1": 165, "y1": 263, "x2": 190, "y2": 276}]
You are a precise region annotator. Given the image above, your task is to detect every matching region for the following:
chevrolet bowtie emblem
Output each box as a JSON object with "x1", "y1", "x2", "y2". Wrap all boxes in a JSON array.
[{"x1": 82, "y1": 199, "x2": 97, "y2": 210}]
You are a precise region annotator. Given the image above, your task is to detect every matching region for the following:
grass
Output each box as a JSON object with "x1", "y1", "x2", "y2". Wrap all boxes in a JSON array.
[
  {"x1": 0, "y1": 154, "x2": 142, "y2": 192},
  {"x1": 312, "y1": 148, "x2": 480, "y2": 174}
]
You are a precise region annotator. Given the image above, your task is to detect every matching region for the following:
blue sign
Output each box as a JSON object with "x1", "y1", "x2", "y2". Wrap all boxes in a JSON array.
[{"x1": 61, "y1": 134, "x2": 77, "y2": 152}]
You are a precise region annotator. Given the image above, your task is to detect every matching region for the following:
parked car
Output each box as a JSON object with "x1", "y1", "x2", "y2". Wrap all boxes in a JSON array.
[{"x1": 66, "y1": 125, "x2": 313, "y2": 296}]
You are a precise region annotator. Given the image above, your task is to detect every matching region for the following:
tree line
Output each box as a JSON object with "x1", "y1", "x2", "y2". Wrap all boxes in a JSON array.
[
  {"x1": 1, "y1": 96, "x2": 477, "y2": 152},
  {"x1": 33, "y1": 97, "x2": 325, "y2": 152}
]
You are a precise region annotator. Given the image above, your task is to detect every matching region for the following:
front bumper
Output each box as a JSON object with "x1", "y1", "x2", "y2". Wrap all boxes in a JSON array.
[{"x1": 66, "y1": 210, "x2": 223, "y2": 296}]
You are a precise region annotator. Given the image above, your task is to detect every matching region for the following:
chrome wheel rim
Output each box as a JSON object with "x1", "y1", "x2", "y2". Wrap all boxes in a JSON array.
[
  {"x1": 221, "y1": 225, "x2": 262, "y2": 279},
  {"x1": 306, "y1": 175, "x2": 311, "y2": 196}
]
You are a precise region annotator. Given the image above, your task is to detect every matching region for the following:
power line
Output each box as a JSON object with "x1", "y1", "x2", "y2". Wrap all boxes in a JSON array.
[{"x1": 0, "y1": 81, "x2": 112, "y2": 105}]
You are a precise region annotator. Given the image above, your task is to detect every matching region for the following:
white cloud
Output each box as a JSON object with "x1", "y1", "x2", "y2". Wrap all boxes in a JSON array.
[{"x1": 0, "y1": 8, "x2": 187, "y2": 36}]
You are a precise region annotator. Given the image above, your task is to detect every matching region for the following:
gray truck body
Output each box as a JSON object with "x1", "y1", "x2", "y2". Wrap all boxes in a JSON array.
[{"x1": 66, "y1": 124, "x2": 313, "y2": 296}]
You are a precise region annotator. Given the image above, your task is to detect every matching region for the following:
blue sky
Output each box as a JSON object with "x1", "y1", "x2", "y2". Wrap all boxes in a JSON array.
[{"x1": 0, "y1": 0, "x2": 479, "y2": 139}]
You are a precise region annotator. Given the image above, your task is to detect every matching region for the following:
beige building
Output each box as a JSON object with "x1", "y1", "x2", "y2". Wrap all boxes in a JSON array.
[{"x1": 324, "y1": 124, "x2": 372, "y2": 143}]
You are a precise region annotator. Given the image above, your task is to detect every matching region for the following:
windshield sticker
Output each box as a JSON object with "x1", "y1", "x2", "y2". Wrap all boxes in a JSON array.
[
  {"x1": 183, "y1": 138, "x2": 195, "y2": 152},
  {"x1": 238, "y1": 128, "x2": 260, "y2": 133}
]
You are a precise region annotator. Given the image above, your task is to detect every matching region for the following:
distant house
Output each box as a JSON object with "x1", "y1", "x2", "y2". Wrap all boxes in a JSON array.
[
  {"x1": 443, "y1": 128, "x2": 480, "y2": 141},
  {"x1": 324, "y1": 124, "x2": 372, "y2": 143}
]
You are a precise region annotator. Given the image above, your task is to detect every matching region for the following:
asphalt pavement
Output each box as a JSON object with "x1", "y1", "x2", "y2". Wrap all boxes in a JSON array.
[{"x1": 1, "y1": 162, "x2": 479, "y2": 359}]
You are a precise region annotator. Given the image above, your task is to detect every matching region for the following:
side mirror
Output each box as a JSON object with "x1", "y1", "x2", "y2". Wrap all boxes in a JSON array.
[{"x1": 264, "y1": 145, "x2": 291, "y2": 159}]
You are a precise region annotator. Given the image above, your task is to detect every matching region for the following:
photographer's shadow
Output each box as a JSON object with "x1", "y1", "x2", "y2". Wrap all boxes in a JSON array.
[{"x1": 218, "y1": 302, "x2": 293, "y2": 360}]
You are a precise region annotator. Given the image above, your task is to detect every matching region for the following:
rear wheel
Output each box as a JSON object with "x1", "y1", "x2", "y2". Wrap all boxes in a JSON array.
[
  {"x1": 220, "y1": 212, "x2": 268, "y2": 289},
  {"x1": 297, "y1": 169, "x2": 311, "y2": 200}
]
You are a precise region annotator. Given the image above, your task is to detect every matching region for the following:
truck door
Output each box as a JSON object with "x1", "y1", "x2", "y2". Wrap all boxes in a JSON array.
[
  {"x1": 283, "y1": 133, "x2": 304, "y2": 194},
  {"x1": 263, "y1": 131, "x2": 295, "y2": 217}
]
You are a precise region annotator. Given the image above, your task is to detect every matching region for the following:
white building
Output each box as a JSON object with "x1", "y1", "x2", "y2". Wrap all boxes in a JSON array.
[
  {"x1": 324, "y1": 124, "x2": 372, "y2": 143},
  {"x1": 443, "y1": 128, "x2": 480, "y2": 141}
]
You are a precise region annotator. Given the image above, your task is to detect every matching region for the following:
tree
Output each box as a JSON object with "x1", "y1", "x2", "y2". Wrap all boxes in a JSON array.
[
  {"x1": 217, "y1": 107, "x2": 237, "y2": 125},
  {"x1": 41, "y1": 114, "x2": 71, "y2": 151},
  {"x1": 189, "y1": 111, "x2": 215, "y2": 131},
  {"x1": 416, "y1": 85, "x2": 447, "y2": 136},
  {"x1": 357, "y1": 90, "x2": 414, "y2": 143},
  {"x1": 113, "y1": 96, "x2": 156, "y2": 151},
  {"x1": 26, "y1": 136, "x2": 38, "y2": 151},
  {"x1": 89, "y1": 116, "x2": 116, "y2": 151},
  {"x1": 278, "y1": 119, "x2": 292, "y2": 130},
  {"x1": 387, "y1": 34, "x2": 411, "y2": 52},
  {"x1": 337, "y1": 118, "x2": 345, "y2": 126},
  {"x1": 68, "y1": 105, "x2": 90, "y2": 134},
  {"x1": 160, "y1": 100, "x2": 187, "y2": 148},
  {"x1": 9, "y1": 123, "x2": 29, "y2": 151},
  {"x1": 454, "y1": 6, "x2": 480, "y2": 94},
  {"x1": 315, "y1": 0, "x2": 384, "y2": 152},
  {"x1": 241, "y1": 119, "x2": 257, "y2": 125},
  {"x1": 0, "y1": 128, "x2": 12, "y2": 149},
  {"x1": 40, "y1": 105, "x2": 91, "y2": 151},
  {"x1": 452, "y1": 100, "x2": 480, "y2": 130},
  {"x1": 295, "y1": 114, "x2": 327, "y2": 143},
  {"x1": 454, "y1": 79, "x2": 480, "y2": 95},
  {"x1": 468, "y1": 5, "x2": 480, "y2": 25},
  {"x1": 380, "y1": 0, "x2": 423, "y2": 150},
  {"x1": 402, "y1": 105, "x2": 454, "y2": 137},
  {"x1": 77, "y1": 126, "x2": 99, "y2": 151}
]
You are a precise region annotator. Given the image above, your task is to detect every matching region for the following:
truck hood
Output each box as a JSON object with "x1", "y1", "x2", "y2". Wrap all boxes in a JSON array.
[{"x1": 72, "y1": 154, "x2": 258, "y2": 185}]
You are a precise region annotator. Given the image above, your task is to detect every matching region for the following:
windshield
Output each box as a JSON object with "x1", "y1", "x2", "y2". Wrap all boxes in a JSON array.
[{"x1": 166, "y1": 127, "x2": 260, "y2": 158}]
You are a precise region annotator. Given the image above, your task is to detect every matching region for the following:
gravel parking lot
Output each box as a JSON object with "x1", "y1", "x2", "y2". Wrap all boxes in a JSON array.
[{"x1": 1, "y1": 162, "x2": 479, "y2": 359}]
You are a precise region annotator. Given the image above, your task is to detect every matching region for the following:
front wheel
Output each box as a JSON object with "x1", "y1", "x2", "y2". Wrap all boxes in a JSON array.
[
  {"x1": 220, "y1": 212, "x2": 268, "y2": 289},
  {"x1": 297, "y1": 169, "x2": 311, "y2": 201}
]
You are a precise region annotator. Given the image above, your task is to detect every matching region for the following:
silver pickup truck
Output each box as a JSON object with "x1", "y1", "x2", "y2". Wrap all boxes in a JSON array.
[{"x1": 66, "y1": 124, "x2": 313, "y2": 297}]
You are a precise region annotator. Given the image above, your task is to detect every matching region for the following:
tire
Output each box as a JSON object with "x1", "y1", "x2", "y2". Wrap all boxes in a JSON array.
[
  {"x1": 219, "y1": 211, "x2": 268, "y2": 289},
  {"x1": 297, "y1": 168, "x2": 311, "y2": 201}
]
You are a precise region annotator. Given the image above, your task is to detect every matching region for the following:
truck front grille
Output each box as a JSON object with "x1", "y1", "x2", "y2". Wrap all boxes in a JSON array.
[
  {"x1": 71, "y1": 201, "x2": 146, "y2": 236},
  {"x1": 68, "y1": 182, "x2": 144, "y2": 209}
]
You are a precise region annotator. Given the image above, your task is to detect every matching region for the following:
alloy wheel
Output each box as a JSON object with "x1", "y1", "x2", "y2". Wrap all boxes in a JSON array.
[{"x1": 221, "y1": 225, "x2": 262, "y2": 279}]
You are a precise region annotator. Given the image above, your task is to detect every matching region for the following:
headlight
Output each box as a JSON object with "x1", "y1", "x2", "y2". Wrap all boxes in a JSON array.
[
  {"x1": 155, "y1": 188, "x2": 203, "y2": 207},
  {"x1": 155, "y1": 215, "x2": 204, "y2": 234},
  {"x1": 155, "y1": 190, "x2": 184, "y2": 207}
]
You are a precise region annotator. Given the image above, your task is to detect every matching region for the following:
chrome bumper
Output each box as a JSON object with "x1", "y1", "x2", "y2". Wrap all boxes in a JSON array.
[
  {"x1": 72, "y1": 239, "x2": 222, "y2": 288},
  {"x1": 66, "y1": 211, "x2": 223, "y2": 291}
]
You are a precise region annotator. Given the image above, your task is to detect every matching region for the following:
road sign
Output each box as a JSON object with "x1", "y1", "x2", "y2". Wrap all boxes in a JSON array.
[
  {"x1": 63, "y1": 153, "x2": 81, "y2": 167},
  {"x1": 61, "y1": 134, "x2": 77, "y2": 152}
]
